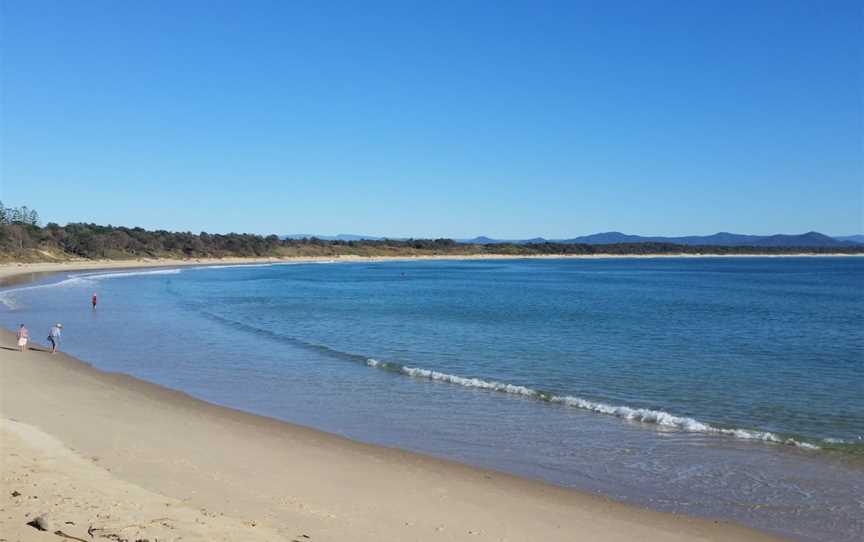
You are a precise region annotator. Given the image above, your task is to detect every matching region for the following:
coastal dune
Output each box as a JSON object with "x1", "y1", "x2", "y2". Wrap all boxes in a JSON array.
[{"x1": 0, "y1": 328, "x2": 784, "y2": 542}]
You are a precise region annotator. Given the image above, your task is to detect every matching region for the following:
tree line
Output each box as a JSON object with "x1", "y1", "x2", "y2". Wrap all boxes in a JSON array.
[
  {"x1": 0, "y1": 201, "x2": 41, "y2": 227},
  {"x1": 1, "y1": 204, "x2": 862, "y2": 261}
]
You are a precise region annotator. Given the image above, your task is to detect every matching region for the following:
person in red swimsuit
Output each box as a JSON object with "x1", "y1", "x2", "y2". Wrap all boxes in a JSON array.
[{"x1": 92, "y1": 293, "x2": 98, "y2": 309}]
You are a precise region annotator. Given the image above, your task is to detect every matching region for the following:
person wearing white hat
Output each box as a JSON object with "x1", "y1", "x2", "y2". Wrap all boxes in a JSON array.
[{"x1": 48, "y1": 323, "x2": 62, "y2": 354}]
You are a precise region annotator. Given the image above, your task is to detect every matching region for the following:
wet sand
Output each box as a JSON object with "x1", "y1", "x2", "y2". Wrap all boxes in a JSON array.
[{"x1": 0, "y1": 325, "x2": 786, "y2": 541}]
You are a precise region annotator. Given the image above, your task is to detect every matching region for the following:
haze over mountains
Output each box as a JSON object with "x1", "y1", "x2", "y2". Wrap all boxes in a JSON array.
[
  {"x1": 283, "y1": 232, "x2": 863, "y2": 248},
  {"x1": 834, "y1": 235, "x2": 864, "y2": 244},
  {"x1": 463, "y1": 232, "x2": 861, "y2": 248}
]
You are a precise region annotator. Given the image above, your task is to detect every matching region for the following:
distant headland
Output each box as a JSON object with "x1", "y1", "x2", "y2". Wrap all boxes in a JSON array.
[
  {"x1": 286, "y1": 231, "x2": 864, "y2": 248},
  {"x1": 2, "y1": 203, "x2": 862, "y2": 262}
]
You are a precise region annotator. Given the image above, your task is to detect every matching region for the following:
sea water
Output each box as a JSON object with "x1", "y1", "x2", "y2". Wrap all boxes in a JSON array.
[{"x1": 2, "y1": 257, "x2": 862, "y2": 541}]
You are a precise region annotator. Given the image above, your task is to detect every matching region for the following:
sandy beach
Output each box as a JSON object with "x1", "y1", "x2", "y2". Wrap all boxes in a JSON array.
[
  {"x1": 2, "y1": 252, "x2": 859, "y2": 287},
  {"x1": 4, "y1": 0, "x2": 859, "y2": 537},
  {"x1": 3, "y1": 257, "x2": 857, "y2": 540},
  {"x1": 0, "y1": 320, "x2": 786, "y2": 541}
]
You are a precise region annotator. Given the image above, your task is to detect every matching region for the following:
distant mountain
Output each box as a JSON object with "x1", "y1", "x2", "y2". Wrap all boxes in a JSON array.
[
  {"x1": 834, "y1": 235, "x2": 864, "y2": 244},
  {"x1": 459, "y1": 232, "x2": 858, "y2": 248},
  {"x1": 284, "y1": 232, "x2": 859, "y2": 248},
  {"x1": 459, "y1": 236, "x2": 494, "y2": 244},
  {"x1": 458, "y1": 236, "x2": 523, "y2": 244},
  {"x1": 561, "y1": 232, "x2": 653, "y2": 244},
  {"x1": 282, "y1": 233, "x2": 390, "y2": 241},
  {"x1": 566, "y1": 231, "x2": 854, "y2": 247},
  {"x1": 749, "y1": 232, "x2": 845, "y2": 248}
]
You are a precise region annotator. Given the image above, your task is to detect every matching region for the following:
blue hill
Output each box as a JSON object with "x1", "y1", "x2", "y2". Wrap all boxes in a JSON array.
[
  {"x1": 461, "y1": 232, "x2": 857, "y2": 248},
  {"x1": 284, "y1": 232, "x2": 860, "y2": 248}
]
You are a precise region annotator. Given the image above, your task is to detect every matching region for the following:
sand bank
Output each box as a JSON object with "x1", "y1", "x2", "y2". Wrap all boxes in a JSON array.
[
  {"x1": 2, "y1": 251, "x2": 859, "y2": 285},
  {"x1": 0, "y1": 328, "x2": 785, "y2": 542}
]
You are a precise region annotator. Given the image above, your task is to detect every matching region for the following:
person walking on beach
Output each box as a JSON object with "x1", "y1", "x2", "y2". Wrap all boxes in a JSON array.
[
  {"x1": 16, "y1": 324, "x2": 29, "y2": 352},
  {"x1": 48, "y1": 323, "x2": 62, "y2": 354},
  {"x1": 92, "y1": 292, "x2": 98, "y2": 309}
]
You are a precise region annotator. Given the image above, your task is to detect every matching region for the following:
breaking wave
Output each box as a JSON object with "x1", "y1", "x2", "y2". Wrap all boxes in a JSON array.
[{"x1": 365, "y1": 359, "x2": 823, "y2": 450}]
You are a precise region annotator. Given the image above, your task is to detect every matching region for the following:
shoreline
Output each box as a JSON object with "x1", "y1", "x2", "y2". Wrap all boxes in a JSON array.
[
  {"x1": 0, "y1": 266, "x2": 789, "y2": 541},
  {"x1": 0, "y1": 328, "x2": 785, "y2": 541},
  {"x1": 1, "y1": 251, "x2": 861, "y2": 285}
]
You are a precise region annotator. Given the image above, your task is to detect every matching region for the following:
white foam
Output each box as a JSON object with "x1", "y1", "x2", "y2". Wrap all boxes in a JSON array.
[
  {"x1": 822, "y1": 437, "x2": 857, "y2": 445},
  {"x1": 548, "y1": 395, "x2": 820, "y2": 448},
  {"x1": 0, "y1": 293, "x2": 20, "y2": 310},
  {"x1": 73, "y1": 268, "x2": 182, "y2": 281},
  {"x1": 191, "y1": 260, "x2": 340, "y2": 271},
  {"x1": 0, "y1": 275, "x2": 84, "y2": 308},
  {"x1": 0, "y1": 268, "x2": 182, "y2": 309},
  {"x1": 402, "y1": 366, "x2": 539, "y2": 397},
  {"x1": 365, "y1": 360, "x2": 822, "y2": 450}
]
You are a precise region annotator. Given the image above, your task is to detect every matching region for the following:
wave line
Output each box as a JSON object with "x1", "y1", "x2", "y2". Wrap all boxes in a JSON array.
[{"x1": 366, "y1": 359, "x2": 823, "y2": 450}]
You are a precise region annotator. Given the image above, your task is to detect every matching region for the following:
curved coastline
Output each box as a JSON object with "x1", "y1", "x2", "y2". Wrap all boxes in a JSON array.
[
  {"x1": 0, "y1": 259, "x2": 793, "y2": 541},
  {"x1": 3, "y1": 251, "x2": 863, "y2": 284},
  {"x1": 4, "y1": 257, "x2": 859, "y2": 454}
]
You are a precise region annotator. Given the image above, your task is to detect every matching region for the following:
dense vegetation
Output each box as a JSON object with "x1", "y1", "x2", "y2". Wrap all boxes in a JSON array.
[{"x1": 1, "y1": 202, "x2": 862, "y2": 262}]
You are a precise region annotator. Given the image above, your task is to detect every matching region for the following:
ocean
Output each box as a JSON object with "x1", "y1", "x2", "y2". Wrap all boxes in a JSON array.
[{"x1": 2, "y1": 257, "x2": 862, "y2": 541}]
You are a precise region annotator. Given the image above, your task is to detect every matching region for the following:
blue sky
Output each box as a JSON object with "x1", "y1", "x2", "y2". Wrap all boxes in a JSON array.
[{"x1": 1, "y1": 0, "x2": 861, "y2": 237}]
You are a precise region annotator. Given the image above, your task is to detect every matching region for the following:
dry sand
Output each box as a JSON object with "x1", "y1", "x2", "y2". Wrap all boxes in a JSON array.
[
  {"x1": 1, "y1": 416, "x2": 287, "y2": 542},
  {"x1": 0, "y1": 261, "x2": 790, "y2": 541}
]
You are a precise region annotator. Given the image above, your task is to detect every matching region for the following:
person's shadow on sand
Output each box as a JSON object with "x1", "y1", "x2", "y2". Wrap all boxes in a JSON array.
[{"x1": 1, "y1": 346, "x2": 49, "y2": 353}]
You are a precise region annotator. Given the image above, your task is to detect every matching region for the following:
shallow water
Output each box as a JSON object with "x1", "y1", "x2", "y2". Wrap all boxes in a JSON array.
[{"x1": 2, "y1": 257, "x2": 862, "y2": 541}]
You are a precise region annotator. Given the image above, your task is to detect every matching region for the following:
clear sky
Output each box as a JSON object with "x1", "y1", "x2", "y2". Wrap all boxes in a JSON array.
[{"x1": 1, "y1": 0, "x2": 861, "y2": 238}]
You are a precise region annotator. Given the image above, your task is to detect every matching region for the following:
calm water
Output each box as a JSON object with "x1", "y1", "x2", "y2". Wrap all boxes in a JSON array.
[{"x1": 2, "y1": 257, "x2": 863, "y2": 541}]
